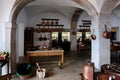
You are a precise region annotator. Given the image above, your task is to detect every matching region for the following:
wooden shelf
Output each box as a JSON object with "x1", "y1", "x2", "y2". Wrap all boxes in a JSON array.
[
  {"x1": 41, "y1": 18, "x2": 59, "y2": 21},
  {"x1": 79, "y1": 20, "x2": 91, "y2": 32},
  {"x1": 36, "y1": 24, "x2": 64, "y2": 26},
  {"x1": 81, "y1": 20, "x2": 91, "y2": 22},
  {"x1": 79, "y1": 25, "x2": 90, "y2": 27},
  {"x1": 36, "y1": 18, "x2": 64, "y2": 32}
]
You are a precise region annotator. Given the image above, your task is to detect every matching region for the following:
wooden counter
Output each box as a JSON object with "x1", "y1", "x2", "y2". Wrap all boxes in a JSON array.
[{"x1": 27, "y1": 50, "x2": 64, "y2": 64}]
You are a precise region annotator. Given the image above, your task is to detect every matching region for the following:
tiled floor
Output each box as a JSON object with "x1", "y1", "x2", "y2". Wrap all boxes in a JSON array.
[{"x1": 11, "y1": 50, "x2": 97, "y2": 80}]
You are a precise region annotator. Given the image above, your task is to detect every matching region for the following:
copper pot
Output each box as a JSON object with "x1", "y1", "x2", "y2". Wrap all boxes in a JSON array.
[
  {"x1": 82, "y1": 61, "x2": 94, "y2": 80},
  {"x1": 91, "y1": 29, "x2": 96, "y2": 40},
  {"x1": 102, "y1": 24, "x2": 110, "y2": 39},
  {"x1": 91, "y1": 34, "x2": 96, "y2": 40}
]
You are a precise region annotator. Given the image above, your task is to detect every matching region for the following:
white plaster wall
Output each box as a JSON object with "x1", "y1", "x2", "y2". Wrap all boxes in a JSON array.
[
  {"x1": 28, "y1": 12, "x2": 70, "y2": 29},
  {"x1": 111, "y1": 7, "x2": 120, "y2": 26},
  {"x1": 0, "y1": 0, "x2": 15, "y2": 51},
  {"x1": 34, "y1": 32, "x2": 50, "y2": 49},
  {"x1": 16, "y1": 23, "x2": 24, "y2": 62},
  {"x1": 0, "y1": 0, "x2": 16, "y2": 75},
  {"x1": 24, "y1": 6, "x2": 76, "y2": 28},
  {"x1": 17, "y1": 9, "x2": 27, "y2": 27},
  {"x1": 16, "y1": 8, "x2": 27, "y2": 62}
]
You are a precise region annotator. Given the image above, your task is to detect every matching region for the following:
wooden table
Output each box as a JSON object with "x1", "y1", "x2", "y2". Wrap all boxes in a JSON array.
[{"x1": 27, "y1": 50, "x2": 64, "y2": 64}]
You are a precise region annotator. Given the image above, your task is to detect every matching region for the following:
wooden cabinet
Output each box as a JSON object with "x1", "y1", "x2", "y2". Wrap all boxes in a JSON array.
[{"x1": 24, "y1": 27, "x2": 34, "y2": 56}]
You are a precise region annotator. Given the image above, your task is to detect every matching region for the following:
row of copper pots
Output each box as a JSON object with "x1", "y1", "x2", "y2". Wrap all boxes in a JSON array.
[
  {"x1": 36, "y1": 27, "x2": 64, "y2": 33},
  {"x1": 42, "y1": 21, "x2": 58, "y2": 26}
]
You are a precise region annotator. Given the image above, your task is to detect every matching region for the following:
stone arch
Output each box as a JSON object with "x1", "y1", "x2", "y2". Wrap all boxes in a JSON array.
[
  {"x1": 10, "y1": 0, "x2": 34, "y2": 23},
  {"x1": 99, "y1": 0, "x2": 119, "y2": 24},
  {"x1": 9, "y1": 0, "x2": 34, "y2": 73},
  {"x1": 72, "y1": 0, "x2": 98, "y2": 27},
  {"x1": 71, "y1": 9, "x2": 84, "y2": 29},
  {"x1": 9, "y1": 0, "x2": 98, "y2": 73}
]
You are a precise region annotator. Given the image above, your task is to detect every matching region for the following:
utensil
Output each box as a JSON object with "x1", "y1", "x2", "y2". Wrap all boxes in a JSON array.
[
  {"x1": 91, "y1": 29, "x2": 96, "y2": 40},
  {"x1": 102, "y1": 24, "x2": 110, "y2": 39}
]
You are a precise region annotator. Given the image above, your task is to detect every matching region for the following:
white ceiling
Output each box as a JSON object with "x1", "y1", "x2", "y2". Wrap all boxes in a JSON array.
[
  {"x1": 26, "y1": 0, "x2": 106, "y2": 12},
  {"x1": 26, "y1": 0, "x2": 82, "y2": 8}
]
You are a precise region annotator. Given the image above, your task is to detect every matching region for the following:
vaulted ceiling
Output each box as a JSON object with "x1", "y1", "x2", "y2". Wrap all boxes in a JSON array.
[
  {"x1": 14, "y1": 0, "x2": 120, "y2": 29},
  {"x1": 25, "y1": 0, "x2": 104, "y2": 12}
]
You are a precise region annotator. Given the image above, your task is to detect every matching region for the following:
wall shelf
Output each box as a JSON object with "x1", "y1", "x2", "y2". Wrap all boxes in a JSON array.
[
  {"x1": 79, "y1": 20, "x2": 91, "y2": 32},
  {"x1": 36, "y1": 18, "x2": 64, "y2": 32}
]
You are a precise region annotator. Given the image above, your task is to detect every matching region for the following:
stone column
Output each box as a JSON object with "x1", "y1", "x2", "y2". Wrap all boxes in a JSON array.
[
  {"x1": 70, "y1": 29, "x2": 77, "y2": 51},
  {"x1": 5, "y1": 22, "x2": 17, "y2": 74},
  {"x1": 91, "y1": 12, "x2": 111, "y2": 69}
]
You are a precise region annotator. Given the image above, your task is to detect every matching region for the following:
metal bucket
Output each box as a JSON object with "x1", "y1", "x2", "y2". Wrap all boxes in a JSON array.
[{"x1": 82, "y1": 60, "x2": 94, "y2": 80}]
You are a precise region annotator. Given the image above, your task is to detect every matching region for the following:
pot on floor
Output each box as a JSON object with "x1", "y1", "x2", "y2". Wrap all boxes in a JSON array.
[{"x1": 82, "y1": 60, "x2": 94, "y2": 80}]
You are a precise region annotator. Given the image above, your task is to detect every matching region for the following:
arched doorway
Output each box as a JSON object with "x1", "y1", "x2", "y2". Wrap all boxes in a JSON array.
[{"x1": 9, "y1": 0, "x2": 97, "y2": 73}]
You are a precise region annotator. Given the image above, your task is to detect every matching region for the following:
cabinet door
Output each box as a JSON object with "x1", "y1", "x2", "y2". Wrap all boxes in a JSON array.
[{"x1": 24, "y1": 27, "x2": 34, "y2": 55}]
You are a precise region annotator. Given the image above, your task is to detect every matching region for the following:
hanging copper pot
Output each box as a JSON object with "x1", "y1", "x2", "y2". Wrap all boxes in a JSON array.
[
  {"x1": 91, "y1": 34, "x2": 96, "y2": 40},
  {"x1": 102, "y1": 24, "x2": 110, "y2": 39},
  {"x1": 91, "y1": 29, "x2": 96, "y2": 40}
]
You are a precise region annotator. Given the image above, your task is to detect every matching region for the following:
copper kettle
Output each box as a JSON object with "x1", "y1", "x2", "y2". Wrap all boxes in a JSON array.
[{"x1": 102, "y1": 24, "x2": 110, "y2": 39}]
